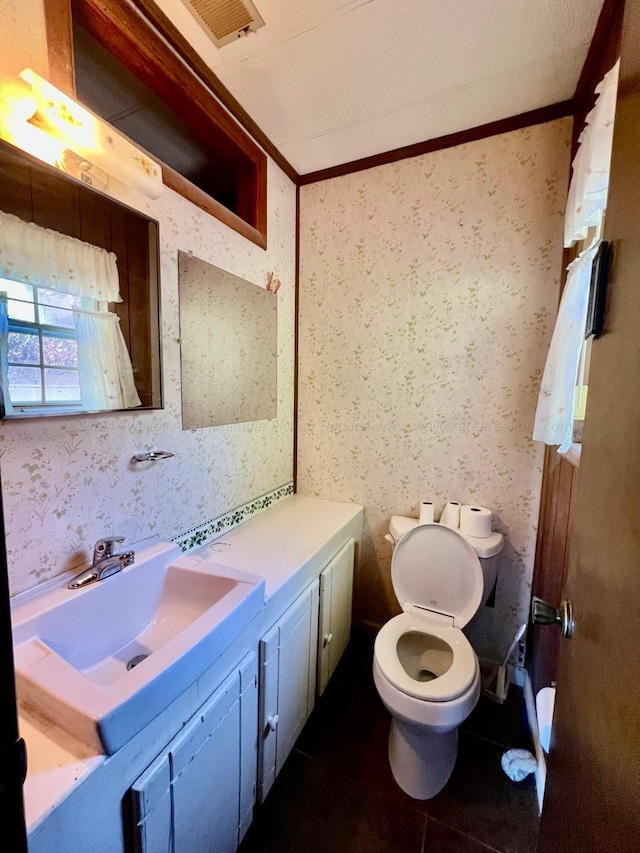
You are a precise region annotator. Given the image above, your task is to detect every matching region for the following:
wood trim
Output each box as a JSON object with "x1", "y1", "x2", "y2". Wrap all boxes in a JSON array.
[
  {"x1": 574, "y1": 0, "x2": 625, "y2": 114},
  {"x1": 299, "y1": 101, "x2": 574, "y2": 185},
  {"x1": 43, "y1": 0, "x2": 76, "y2": 95},
  {"x1": 572, "y1": 0, "x2": 625, "y2": 160},
  {"x1": 236, "y1": 157, "x2": 268, "y2": 241},
  {"x1": 43, "y1": 0, "x2": 267, "y2": 249},
  {"x1": 73, "y1": 0, "x2": 264, "y2": 166},
  {"x1": 129, "y1": 0, "x2": 299, "y2": 186},
  {"x1": 43, "y1": 0, "x2": 268, "y2": 245},
  {"x1": 293, "y1": 184, "x2": 300, "y2": 491},
  {"x1": 162, "y1": 163, "x2": 266, "y2": 249}
]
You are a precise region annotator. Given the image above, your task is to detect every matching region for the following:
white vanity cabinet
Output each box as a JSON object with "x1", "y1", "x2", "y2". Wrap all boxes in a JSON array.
[
  {"x1": 24, "y1": 497, "x2": 364, "y2": 853},
  {"x1": 317, "y1": 538, "x2": 355, "y2": 696},
  {"x1": 257, "y1": 579, "x2": 319, "y2": 802},
  {"x1": 130, "y1": 652, "x2": 258, "y2": 853}
]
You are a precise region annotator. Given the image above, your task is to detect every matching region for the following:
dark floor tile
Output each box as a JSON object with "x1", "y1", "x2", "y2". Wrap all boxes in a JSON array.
[
  {"x1": 332, "y1": 627, "x2": 374, "y2": 688},
  {"x1": 423, "y1": 819, "x2": 498, "y2": 853},
  {"x1": 427, "y1": 732, "x2": 539, "y2": 853},
  {"x1": 239, "y1": 750, "x2": 323, "y2": 853},
  {"x1": 291, "y1": 767, "x2": 427, "y2": 853},
  {"x1": 462, "y1": 687, "x2": 532, "y2": 751},
  {"x1": 297, "y1": 677, "x2": 356, "y2": 760},
  {"x1": 328, "y1": 669, "x2": 429, "y2": 812},
  {"x1": 245, "y1": 639, "x2": 538, "y2": 853}
]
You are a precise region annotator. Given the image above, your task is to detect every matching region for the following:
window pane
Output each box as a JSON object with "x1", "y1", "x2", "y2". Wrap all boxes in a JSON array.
[
  {"x1": 8, "y1": 331, "x2": 40, "y2": 365},
  {"x1": 37, "y1": 290, "x2": 80, "y2": 328},
  {"x1": 43, "y1": 335, "x2": 78, "y2": 368},
  {"x1": 44, "y1": 368, "x2": 81, "y2": 402},
  {"x1": 8, "y1": 366, "x2": 42, "y2": 403},
  {"x1": 0, "y1": 279, "x2": 35, "y2": 323}
]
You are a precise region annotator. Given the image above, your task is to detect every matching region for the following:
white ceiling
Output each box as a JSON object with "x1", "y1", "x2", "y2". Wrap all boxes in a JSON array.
[{"x1": 154, "y1": 0, "x2": 604, "y2": 175}]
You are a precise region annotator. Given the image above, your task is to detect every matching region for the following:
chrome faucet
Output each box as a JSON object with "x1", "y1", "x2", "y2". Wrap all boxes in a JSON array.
[{"x1": 68, "y1": 536, "x2": 135, "y2": 589}]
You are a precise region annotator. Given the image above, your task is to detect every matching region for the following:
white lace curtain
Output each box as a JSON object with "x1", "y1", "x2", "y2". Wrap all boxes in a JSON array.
[
  {"x1": 533, "y1": 241, "x2": 599, "y2": 453},
  {"x1": 564, "y1": 60, "x2": 619, "y2": 247},
  {"x1": 0, "y1": 210, "x2": 141, "y2": 411},
  {"x1": 533, "y1": 60, "x2": 619, "y2": 454}
]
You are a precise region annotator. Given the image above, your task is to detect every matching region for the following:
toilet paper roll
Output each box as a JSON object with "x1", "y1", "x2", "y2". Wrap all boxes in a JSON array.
[
  {"x1": 460, "y1": 504, "x2": 493, "y2": 538},
  {"x1": 439, "y1": 501, "x2": 461, "y2": 529},
  {"x1": 419, "y1": 501, "x2": 434, "y2": 524}
]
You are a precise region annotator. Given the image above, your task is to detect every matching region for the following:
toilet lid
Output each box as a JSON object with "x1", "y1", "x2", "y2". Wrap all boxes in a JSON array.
[{"x1": 391, "y1": 524, "x2": 483, "y2": 628}]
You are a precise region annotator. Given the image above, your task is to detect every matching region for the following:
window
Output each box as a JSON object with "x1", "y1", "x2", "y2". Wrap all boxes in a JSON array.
[
  {"x1": 3, "y1": 280, "x2": 85, "y2": 408},
  {"x1": 533, "y1": 60, "x2": 619, "y2": 459}
]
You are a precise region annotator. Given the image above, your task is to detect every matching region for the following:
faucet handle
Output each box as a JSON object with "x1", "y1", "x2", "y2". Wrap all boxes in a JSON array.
[{"x1": 94, "y1": 536, "x2": 126, "y2": 559}]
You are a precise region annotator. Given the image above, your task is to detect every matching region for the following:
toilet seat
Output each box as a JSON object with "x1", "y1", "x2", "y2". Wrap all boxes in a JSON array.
[{"x1": 375, "y1": 612, "x2": 478, "y2": 702}]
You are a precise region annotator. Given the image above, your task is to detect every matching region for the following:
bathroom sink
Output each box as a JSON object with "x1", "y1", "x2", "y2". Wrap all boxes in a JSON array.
[{"x1": 11, "y1": 542, "x2": 265, "y2": 754}]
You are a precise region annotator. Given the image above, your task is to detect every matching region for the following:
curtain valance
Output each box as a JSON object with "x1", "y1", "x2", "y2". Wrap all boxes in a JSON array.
[
  {"x1": 0, "y1": 210, "x2": 121, "y2": 302},
  {"x1": 564, "y1": 60, "x2": 619, "y2": 247}
]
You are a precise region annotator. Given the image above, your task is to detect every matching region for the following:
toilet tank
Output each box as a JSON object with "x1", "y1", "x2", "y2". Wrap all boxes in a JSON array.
[{"x1": 387, "y1": 516, "x2": 503, "y2": 606}]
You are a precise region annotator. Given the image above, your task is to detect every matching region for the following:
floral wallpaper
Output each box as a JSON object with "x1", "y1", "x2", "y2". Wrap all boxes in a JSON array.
[
  {"x1": 0, "y1": 0, "x2": 48, "y2": 79},
  {"x1": 0, "y1": 156, "x2": 296, "y2": 594},
  {"x1": 297, "y1": 119, "x2": 572, "y2": 661}
]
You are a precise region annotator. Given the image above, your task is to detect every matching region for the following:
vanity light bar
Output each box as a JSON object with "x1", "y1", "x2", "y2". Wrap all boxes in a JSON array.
[{"x1": 0, "y1": 71, "x2": 164, "y2": 200}]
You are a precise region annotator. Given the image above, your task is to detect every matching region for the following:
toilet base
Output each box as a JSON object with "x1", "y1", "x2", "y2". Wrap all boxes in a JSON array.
[{"x1": 388, "y1": 718, "x2": 458, "y2": 800}]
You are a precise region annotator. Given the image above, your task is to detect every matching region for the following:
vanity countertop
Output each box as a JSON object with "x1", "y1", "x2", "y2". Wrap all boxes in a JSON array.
[
  {"x1": 19, "y1": 702, "x2": 104, "y2": 831},
  {"x1": 192, "y1": 494, "x2": 363, "y2": 599}
]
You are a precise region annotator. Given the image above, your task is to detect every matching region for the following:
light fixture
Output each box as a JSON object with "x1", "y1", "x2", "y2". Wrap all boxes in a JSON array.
[{"x1": 0, "y1": 70, "x2": 163, "y2": 200}]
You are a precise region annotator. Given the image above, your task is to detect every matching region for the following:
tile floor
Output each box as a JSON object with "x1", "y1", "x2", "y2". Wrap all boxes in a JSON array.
[{"x1": 240, "y1": 630, "x2": 540, "y2": 853}]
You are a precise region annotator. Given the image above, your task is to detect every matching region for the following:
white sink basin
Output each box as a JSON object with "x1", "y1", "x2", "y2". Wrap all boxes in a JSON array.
[{"x1": 11, "y1": 542, "x2": 265, "y2": 754}]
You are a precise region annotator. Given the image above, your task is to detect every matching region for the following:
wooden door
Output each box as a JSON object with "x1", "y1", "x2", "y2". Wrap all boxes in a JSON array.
[{"x1": 539, "y1": 3, "x2": 640, "y2": 849}]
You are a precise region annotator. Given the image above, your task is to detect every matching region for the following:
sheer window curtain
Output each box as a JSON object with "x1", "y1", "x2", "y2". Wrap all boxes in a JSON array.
[
  {"x1": 0, "y1": 294, "x2": 13, "y2": 415},
  {"x1": 0, "y1": 210, "x2": 140, "y2": 410},
  {"x1": 534, "y1": 60, "x2": 619, "y2": 454},
  {"x1": 74, "y1": 307, "x2": 140, "y2": 410},
  {"x1": 533, "y1": 241, "x2": 599, "y2": 453}
]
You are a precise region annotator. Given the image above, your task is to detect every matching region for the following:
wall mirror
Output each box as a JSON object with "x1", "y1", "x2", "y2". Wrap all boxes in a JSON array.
[
  {"x1": 178, "y1": 252, "x2": 277, "y2": 429},
  {"x1": 0, "y1": 139, "x2": 162, "y2": 418}
]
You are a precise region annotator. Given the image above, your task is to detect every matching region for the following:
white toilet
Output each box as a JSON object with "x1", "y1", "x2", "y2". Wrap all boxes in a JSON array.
[{"x1": 373, "y1": 520, "x2": 504, "y2": 800}]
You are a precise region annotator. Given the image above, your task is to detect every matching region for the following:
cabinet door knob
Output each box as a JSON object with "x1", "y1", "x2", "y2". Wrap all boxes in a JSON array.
[
  {"x1": 323, "y1": 633, "x2": 333, "y2": 648},
  {"x1": 266, "y1": 715, "x2": 279, "y2": 733}
]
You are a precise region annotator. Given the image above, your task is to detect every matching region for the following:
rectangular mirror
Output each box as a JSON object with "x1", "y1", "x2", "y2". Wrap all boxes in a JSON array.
[
  {"x1": 178, "y1": 252, "x2": 277, "y2": 429},
  {"x1": 0, "y1": 139, "x2": 161, "y2": 417}
]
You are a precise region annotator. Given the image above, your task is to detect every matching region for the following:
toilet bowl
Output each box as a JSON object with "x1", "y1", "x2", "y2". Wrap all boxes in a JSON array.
[{"x1": 373, "y1": 522, "x2": 501, "y2": 800}]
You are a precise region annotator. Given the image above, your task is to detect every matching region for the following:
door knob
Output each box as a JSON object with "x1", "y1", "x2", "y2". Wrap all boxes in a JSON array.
[
  {"x1": 265, "y1": 715, "x2": 279, "y2": 734},
  {"x1": 531, "y1": 596, "x2": 575, "y2": 638}
]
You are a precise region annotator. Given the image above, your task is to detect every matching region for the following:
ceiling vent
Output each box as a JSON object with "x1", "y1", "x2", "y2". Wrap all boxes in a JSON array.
[{"x1": 183, "y1": 0, "x2": 265, "y2": 48}]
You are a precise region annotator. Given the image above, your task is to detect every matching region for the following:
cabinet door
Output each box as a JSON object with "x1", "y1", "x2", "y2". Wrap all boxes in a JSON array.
[
  {"x1": 131, "y1": 652, "x2": 257, "y2": 853},
  {"x1": 318, "y1": 539, "x2": 355, "y2": 696},
  {"x1": 258, "y1": 579, "x2": 319, "y2": 802}
]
